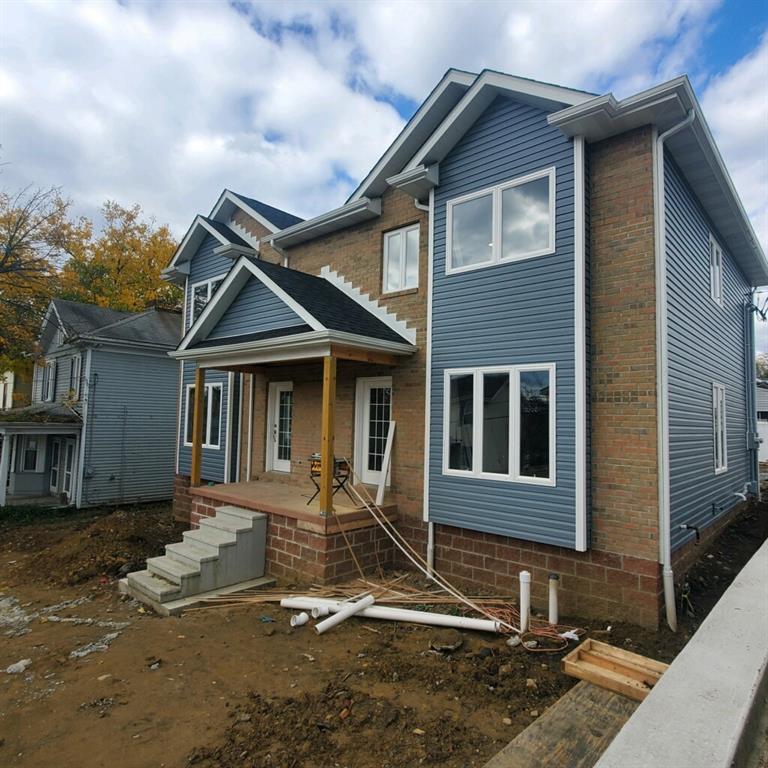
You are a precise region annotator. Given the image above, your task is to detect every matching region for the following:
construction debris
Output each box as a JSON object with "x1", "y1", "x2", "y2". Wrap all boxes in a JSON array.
[
  {"x1": 69, "y1": 632, "x2": 121, "y2": 659},
  {"x1": 6, "y1": 658, "x2": 32, "y2": 674}
]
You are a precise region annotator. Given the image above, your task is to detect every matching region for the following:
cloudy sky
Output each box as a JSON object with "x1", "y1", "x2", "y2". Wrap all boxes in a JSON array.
[{"x1": 1, "y1": 0, "x2": 766, "y2": 246}]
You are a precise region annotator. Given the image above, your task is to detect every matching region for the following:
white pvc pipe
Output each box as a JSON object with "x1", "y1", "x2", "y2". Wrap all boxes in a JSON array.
[
  {"x1": 548, "y1": 574, "x2": 559, "y2": 626},
  {"x1": 311, "y1": 606, "x2": 330, "y2": 619},
  {"x1": 290, "y1": 612, "x2": 309, "y2": 627},
  {"x1": 280, "y1": 597, "x2": 500, "y2": 633},
  {"x1": 313, "y1": 595, "x2": 375, "y2": 635},
  {"x1": 426, "y1": 521, "x2": 435, "y2": 579},
  {"x1": 519, "y1": 571, "x2": 531, "y2": 634}
]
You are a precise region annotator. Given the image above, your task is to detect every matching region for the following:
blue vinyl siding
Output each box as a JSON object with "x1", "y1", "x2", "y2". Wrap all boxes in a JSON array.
[
  {"x1": 207, "y1": 276, "x2": 303, "y2": 340},
  {"x1": 665, "y1": 151, "x2": 755, "y2": 550},
  {"x1": 81, "y1": 348, "x2": 178, "y2": 505},
  {"x1": 186, "y1": 235, "x2": 235, "y2": 332},
  {"x1": 428, "y1": 95, "x2": 579, "y2": 548}
]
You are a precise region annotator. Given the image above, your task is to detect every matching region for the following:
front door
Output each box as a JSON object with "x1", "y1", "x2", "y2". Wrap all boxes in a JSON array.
[
  {"x1": 50, "y1": 438, "x2": 61, "y2": 494},
  {"x1": 62, "y1": 439, "x2": 75, "y2": 500},
  {"x1": 267, "y1": 382, "x2": 293, "y2": 473},
  {"x1": 355, "y1": 377, "x2": 393, "y2": 486}
]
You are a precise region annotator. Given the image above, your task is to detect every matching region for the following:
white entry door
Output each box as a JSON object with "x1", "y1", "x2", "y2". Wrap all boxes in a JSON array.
[
  {"x1": 49, "y1": 438, "x2": 61, "y2": 494},
  {"x1": 355, "y1": 377, "x2": 393, "y2": 486},
  {"x1": 266, "y1": 382, "x2": 293, "y2": 473},
  {"x1": 62, "y1": 439, "x2": 75, "y2": 500}
]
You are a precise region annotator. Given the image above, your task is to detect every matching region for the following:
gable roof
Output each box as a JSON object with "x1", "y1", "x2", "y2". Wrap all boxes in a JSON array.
[
  {"x1": 177, "y1": 256, "x2": 416, "y2": 358},
  {"x1": 45, "y1": 299, "x2": 181, "y2": 350},
  {"x1": 227, "y1": 191, "x2": 304, "y2": 230}
]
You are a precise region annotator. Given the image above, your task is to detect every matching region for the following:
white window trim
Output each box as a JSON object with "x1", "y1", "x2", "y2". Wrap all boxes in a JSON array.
[
  {"x1": 441, "y1": 363, "x2": 556, "y2": 486},
  {"x1": 189, "y1": 274, "x2": 227, "y2": 326},
  {"x1": 20, "y1": 435, "x2": 46, "y2": 473},
  {"x1": 183, "y1": 382, "x2": 224, "y2": 450},
  {"x1": 382, "y1": 224, "x2": 420, "y2": 294},
  {"x1": 713, "y1": 382, "x2": 728, "y2": 474},
  {"x1": 43, "y1": 360, "x2": 56, "y2": 402},
  {"x1": 354, "y1": 376, "x2": 394, "y2": 486},
  {"x1": 709, "y1": 234, "x2": 724, "y2": 307},
  {"x1": 446, "y1": 167, "x2": 556, "y2": 276},
  {"x1": 69, "y1": 353, "x2": 82, "y2": 398}
]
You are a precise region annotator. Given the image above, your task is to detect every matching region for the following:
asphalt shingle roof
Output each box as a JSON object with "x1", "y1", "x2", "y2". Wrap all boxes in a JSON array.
[
  {"x1": 252, "y1": 260, "x2": 410, "y2": 345},
  {"x1": 190, "y1": 324, "x2": 313, "y2": 350},
  {"x1": 201, "y1": 217, "x2": 252, "y2": 248},
  {"x1": 229, "y1": 192, "x2": 304, "y2": 231},
  {"x1": 53, "y1": 299, "x2": 134, "y2": 336}
]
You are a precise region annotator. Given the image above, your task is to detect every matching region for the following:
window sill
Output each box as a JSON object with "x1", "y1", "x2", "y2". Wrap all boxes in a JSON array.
[{"x1": 381, "y1": 287, "x2": 419, "y2": 299}]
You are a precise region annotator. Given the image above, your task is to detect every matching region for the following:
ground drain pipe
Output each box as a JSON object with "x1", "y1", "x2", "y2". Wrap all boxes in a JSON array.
[
  {"x1": 548, "y1": 574, "x2": 559, "y2": 626},
  {"x1": 519, "y1": 571, "x2": 531, "y2": 633},
  {"x1": 281, "y1": 597, "x2": 501, "y2": 633},
  {"x1": 314, "y1": 595, "x2": 374, "y2": 635}
]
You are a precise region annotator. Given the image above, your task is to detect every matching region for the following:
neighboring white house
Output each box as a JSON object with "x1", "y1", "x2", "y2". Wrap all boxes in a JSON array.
[
  {"x1": 0, "y1": 368, "x2": 32, "y2": 410},
  {"x1": 757, "y1": 381, "x2": 768, "y2": 463}
]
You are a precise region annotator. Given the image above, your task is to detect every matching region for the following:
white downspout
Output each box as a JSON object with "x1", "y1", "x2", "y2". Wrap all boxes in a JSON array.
[
  {"x1": 427, "y1": 520, "x2": 435, "y2": 578},
  {"x1": 654, "y1": 108, "x2": 696, "y2": 632}
]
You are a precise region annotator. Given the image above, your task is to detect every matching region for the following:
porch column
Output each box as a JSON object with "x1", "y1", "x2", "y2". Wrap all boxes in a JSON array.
[
  {"x1": 0, "y1": 433, "x2": 11, "y2": 507},
  {"x1": 190, "y1": 367, "x2": 205, "y2": 486},
  {"x1": 319, "y1": 355, "x2": 336, "y2": 515}
]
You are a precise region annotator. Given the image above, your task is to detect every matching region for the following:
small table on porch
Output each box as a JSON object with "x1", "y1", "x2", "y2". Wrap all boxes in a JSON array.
[{"x1": 307, "y1": 453, "x2": 354, "y2": 505}]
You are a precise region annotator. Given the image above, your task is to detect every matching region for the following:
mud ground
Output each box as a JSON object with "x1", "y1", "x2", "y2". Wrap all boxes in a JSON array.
[{"x1": 0, "y1": 502, "x2": 764, "y2": 768}]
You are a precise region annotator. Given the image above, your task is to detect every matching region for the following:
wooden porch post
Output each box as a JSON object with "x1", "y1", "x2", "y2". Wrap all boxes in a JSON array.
[
  {"x1": 319, "y1": 355, "x2": 336, "y2": 515},
  {"x1": 190, "y1": 367, "x2": 205, "y2": 486},
  {"x1": 0, "y1": 432, "x2": 11, "y2": 507}
]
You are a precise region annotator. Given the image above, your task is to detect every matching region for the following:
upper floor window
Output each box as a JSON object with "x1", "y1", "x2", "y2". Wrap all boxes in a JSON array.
[
  {"x1": 446, "y1": 167, "x2": 555, "y2": 275},
  {"x1": 191, "y1": 276, "x2": 225, "y2": 324},
  {"x1": 709, "y1": 235, "x2": 724, "y2": 306},
  {"x1": 383, "y1": 224, "x2": 419, "y2": 293},
  {"x1": 42, "y1": 360, "x2": 56, "y2": 402},
  {"x1": 69, "y1": 354, "x2": 82, "y2": 399},
  {"x1": 713, "y1": 383, "x2": 727, "y2": 474},
  {"x1": 184, "y1": 382, "x2": 223, "y2": 449},
  {"x1": 443, "y1": 363, "x2": 555, "y2": 485}
]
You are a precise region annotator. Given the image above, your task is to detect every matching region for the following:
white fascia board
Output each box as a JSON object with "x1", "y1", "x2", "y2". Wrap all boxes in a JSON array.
[
  {"x1": 405, "y1": 70, "x2": 595, "y2": 172},
  {"x1": 166, "y1": 215, "x2": 231, "y2": 272},
  {"x1": 270, "y1": 197, "x2": 382, "y2": 249},
  {"x1": 348, "y1": 69, "x2": 477, "y2": 203},
  {"x1": 176, "y1": 257, "x2": 325, "y2": 352},
  {"x1": 385, "y1": 164, "x2": 440, "y2": 200},
  {"x1": 210, "y1": 189, "x2": 281, "y2": 235},
  {"x1": 212, "y1": 242, "x2": 258, "y2": 258},
  {"x1": 0, "y1": 423, "x2": 81, "y2": 435}
]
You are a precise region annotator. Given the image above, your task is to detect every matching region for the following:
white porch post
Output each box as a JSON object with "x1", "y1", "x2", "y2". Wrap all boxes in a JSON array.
[{"x1": 0, "y1": 433, "x2": 12, "y2": 507}]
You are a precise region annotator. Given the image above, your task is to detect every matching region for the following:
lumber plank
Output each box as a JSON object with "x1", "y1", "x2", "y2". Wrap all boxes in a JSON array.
[
  {"x1": 482, "y1": 681, "x2": 638, "y2": 768},
  {"x1": 587, "y1": 639, "x2": 669, "y2": 675}
]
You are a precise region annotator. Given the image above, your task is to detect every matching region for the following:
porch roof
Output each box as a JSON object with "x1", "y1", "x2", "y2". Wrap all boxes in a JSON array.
[{"x1": 0, "y1": 402, "x2": 81, "y2": 433}]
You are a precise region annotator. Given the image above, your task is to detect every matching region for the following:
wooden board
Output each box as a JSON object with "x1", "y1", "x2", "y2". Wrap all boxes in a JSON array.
[
  {"x1": 562, "y1": 638, "x2": 668, "y2": 702},
  {"x1": 482, "y1": 681, "x2": 638, "y2": 768}
]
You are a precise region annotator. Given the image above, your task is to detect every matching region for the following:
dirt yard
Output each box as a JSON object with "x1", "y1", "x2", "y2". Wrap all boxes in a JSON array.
[{"x1": 0, "y1": 502, "x2": 765, "y2": 768}]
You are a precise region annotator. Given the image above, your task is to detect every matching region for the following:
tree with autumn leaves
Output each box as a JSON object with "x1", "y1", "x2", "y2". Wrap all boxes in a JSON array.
[{"x1": 0, "y1": 186, "x2": 180, "y2": 373}]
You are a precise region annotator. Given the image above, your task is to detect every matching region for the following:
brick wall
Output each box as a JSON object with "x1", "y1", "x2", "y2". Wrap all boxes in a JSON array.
[
  {"x1": 190, "y1": 494, "x2": 394, "y2": 584},
  {"x1": 173, "y1": 473, "x2": 192, "y2": 523}
]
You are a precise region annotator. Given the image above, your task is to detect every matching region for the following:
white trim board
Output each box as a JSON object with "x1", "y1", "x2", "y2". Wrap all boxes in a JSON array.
[{"x1": 422, "y1": 187, "x2": 435, "y2": 523}]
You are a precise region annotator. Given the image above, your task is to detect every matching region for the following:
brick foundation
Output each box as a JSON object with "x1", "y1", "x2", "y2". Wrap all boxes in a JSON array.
[
  {"x1": 190, "y1": 493, "x2": 394, "y2": 584},
  {"x1": 173, "y1": 473, "x2": 193, "y2": 523}
]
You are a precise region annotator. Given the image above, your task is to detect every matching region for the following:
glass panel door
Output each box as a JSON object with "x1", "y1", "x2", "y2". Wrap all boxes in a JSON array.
[
  {"x1": 356, "y1": 377, "x2": 393, "y2": 486},
  {"x1": 50, "y1": 439, "x2": 61, "y2": 494},
  {"x1": 62, "y1": 440, "x2": 75, "y2": 499},
  {"x1": 267, "y1": 382, "x2": 293, "y2": 473}
]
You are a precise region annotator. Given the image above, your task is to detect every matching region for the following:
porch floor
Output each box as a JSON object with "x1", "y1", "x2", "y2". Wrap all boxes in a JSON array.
[
  {"x1": 4, "y1": 495, "x2": 69, "y2": 508},
  {"x1": 190, "y1": 478, "x2": 397, "y2": 535}
]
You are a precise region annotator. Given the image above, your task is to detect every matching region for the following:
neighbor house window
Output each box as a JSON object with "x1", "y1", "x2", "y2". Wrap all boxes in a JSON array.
[
  {"x1": 184, "y1": 382, "x2": 223, "y2": 449},
  {"x1": 42, "y1": 360, "x2": 56, "y2": 402},
  {"x1": 20, "y1": 436, "x2": 45, "y2": 473},
  {"x1": 713, "y1": 383, "x2": 727, "y2": 474},
  {"x1": 383, "y1": 224, "x2": 419, "y2": 293},
  {"x1": 69, "y1": 354, "x2": 82, "y2": 398},
  {"x1": 191, "y1": 276, "x2": 226, "y2": 323},
  {"x1": 443, "y1": 364, "x2": 555, "y2": 485},
  {"x1": 710, "y1": 235, "x2": 724, "y2": 306},
  {"x1": 447, "y1": 168, "x2": 555, "y2": 274}
]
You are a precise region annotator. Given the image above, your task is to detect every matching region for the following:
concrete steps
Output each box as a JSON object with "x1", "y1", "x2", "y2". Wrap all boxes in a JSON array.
[{"x1": 123, "y1": 506, "x2": 268, "y2": 611}]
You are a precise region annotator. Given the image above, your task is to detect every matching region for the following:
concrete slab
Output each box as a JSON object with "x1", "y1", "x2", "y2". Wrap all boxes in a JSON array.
[
  {"x1": 118, "y1": 575, "x2": 276, "y2": 616},
  {"x1": 595, "y1": 539, "x2": 768, "y2": 768}
]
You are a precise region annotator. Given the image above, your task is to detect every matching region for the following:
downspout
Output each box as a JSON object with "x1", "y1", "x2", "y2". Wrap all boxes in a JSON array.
[
  {"x1": 654, "y1": 108, "x2": 695, "y2": 632},
  {"x1": 413, "y1": 198, "x2": 429, "y2": 213},
  {"x1": 744, "y1": 295, "x2": 760, "y2": 500}
]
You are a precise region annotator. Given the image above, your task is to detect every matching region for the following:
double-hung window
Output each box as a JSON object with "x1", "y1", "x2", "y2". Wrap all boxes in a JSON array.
[
  {"x1": 42, "y1": 360, "x2": 56, "y2": 402},
  {"x1": 191, "y1": 276, "x2": 226, "y2": 324},
  {"x1": 20, "y1": 436, "x2": 45, "y2": 473},
  {"x1": 383, "y1": 224, "x2": 419, "y2": 293},
  {"x1": 69, "y1": 354, "x2": 82, "y2": 399},
  {"x1": 184, "y1": 382, "x2": 223, "y2": 449},
  {"x1": 447, "y1": 167, "x2": 555, "y2": 274},
  {"x1": 713, "y1": 383, "x2": 727, "y2": 474},
  {"x1": 709, "y1": 235, "x2": 724, "y2": 306},
  {"x1": 444, "y1": 364, "x2": 555, "y2": 485}
]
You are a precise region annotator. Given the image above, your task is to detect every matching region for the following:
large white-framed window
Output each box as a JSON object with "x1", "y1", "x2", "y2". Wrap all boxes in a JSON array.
[
  {"x1": 382, "y1": 224, "x2": 419, "y2": 293},
  {"x1": 69, "y1": 354, "x2": 82, "y2": 399},
  {"x1": 42, "y1": 360, "x2": 56, "y2": 402},
  {"x1": 709, "y1": 235, "x2": 724, "y2": 306},
  {"x1": 184, "y1": 382, "x2": 223, "y2": 449},
  {"x1": 446, "y1": 167, "x2": 556, "y2": 275},
  {"x1": 443, "y1": 363, "x2": 555, "y2": 486},
  {"x1": 19, "y1": 435, "x2": 46, "y2": 473},
  {"x1": 190, "y1": 275, "x2": 226, "y2": 324},
  {"x1": 713, "y1": 382, "x2": 727, "y2": 474}
]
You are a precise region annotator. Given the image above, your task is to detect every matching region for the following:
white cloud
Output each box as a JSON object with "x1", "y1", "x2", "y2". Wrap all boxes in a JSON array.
[{"x1": 0, "y1": 0, "x2": 764, "y2": 256}]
